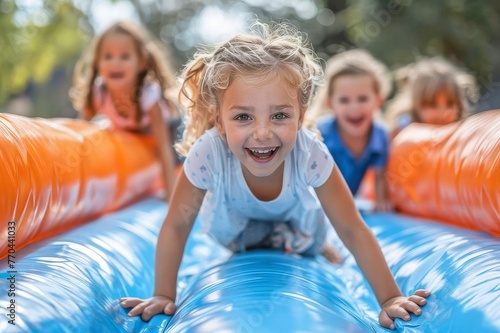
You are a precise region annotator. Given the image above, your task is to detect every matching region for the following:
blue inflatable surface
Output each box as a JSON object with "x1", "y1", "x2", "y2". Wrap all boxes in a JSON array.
[{"x1": 1, "y1": 198, "x2": 500, "y2": 332}]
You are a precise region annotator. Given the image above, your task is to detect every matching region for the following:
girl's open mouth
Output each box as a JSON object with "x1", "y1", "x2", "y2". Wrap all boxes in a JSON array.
[
  {"x1": 347, "y1": 116, "x2": 365, "y2": 126},
  {"x1": 245, "y1": 147, "x2": 279, "y2": 163},
  {"x1": 109, "y1": 72, "x2": 125, "y2": 79}
]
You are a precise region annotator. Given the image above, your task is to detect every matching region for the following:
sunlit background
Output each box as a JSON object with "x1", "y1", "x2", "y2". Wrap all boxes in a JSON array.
[{"x1": 1, "y1": 0, "x2": 499, "y2": 118}]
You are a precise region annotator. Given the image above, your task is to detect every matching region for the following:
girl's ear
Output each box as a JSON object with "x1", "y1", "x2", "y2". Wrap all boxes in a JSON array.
[
  {"x1": 298, "y1": 109, "x2": 305, "y2": 128},
  {"x1": 212, "y1": 106, "x2": 225, "y2": 136}
]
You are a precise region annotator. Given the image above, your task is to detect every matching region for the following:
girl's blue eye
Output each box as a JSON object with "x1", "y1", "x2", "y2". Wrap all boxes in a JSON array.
[
  {"x1": 358, "y1": 95, "x2": 368, "y2": 103},
  {"x1": 273, "y1": 113, "x2": 288, "y2": 120},
  {"x1": 235, "y1": 114, "x2": 251, "y2": 121},
  {"x1": 121, "y1": 53, "x2": 130, "y2": 60},
  {"x1": 339, "y1": 97, "x2": 349, "y2": 104},
  {"x1": 104, "y1": 53, "x2": 112, "y2": 60}
]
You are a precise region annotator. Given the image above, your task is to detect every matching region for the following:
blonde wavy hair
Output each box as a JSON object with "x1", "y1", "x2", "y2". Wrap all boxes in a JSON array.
[
  {"x1": 69, "y1": 20, "x2": 178, "y2": 124},
  {"x1": 308, "y1": 49, "x2": 391, "y2": 120},
  {"x1": 176, "y1": 21, "x2": 323, "y2": 156}
]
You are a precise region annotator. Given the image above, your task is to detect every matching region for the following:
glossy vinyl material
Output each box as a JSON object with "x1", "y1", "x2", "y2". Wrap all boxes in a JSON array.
[
  {"x1": 1, "y1": 198, "x2": 499, "y2": 333},
  {"x1": 0, "y1": 114, "x2": 162, "y2": 259},
  {"x1": 387, "y1": 110, "x2": 500, "y2": 236}
]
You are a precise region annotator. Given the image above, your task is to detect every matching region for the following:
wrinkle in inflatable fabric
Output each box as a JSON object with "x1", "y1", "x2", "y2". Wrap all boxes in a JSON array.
[{"x1": 1, "y1": 199, "x2": 500, "y2": 333}]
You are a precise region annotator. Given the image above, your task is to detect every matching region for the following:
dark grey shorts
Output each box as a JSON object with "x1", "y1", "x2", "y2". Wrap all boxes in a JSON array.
[{"x1": 230, "y1": 219, "x2": 327, "y2": 256}]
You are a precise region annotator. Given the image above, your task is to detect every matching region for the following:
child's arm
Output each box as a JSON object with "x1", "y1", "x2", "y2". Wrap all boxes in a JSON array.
[
  {"x1": 120, "y1": 169, "x2": 206, "y2": 320},
  {"x1": 374, "y1": 167, "x2": 393, "y2": 212},
  {"x1": 315, "y1": 166, "x2": 429, "y2": 329},
  {"x1": 150, "y1": 104, "x2": 177, "y2": 202}
]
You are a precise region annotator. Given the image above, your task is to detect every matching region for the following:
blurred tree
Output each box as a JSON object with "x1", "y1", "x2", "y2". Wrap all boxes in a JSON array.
[
  {"x1": 339, "y1": 0, "x2": 500, "y2": 93},
  {"x1": 123, "y1": 0, "x2": 347, "y2": 71},
  {"x1": 1, "y1": 0, "x2": 499, "y2": 117},
  {"x1": 95, "y1": 0, "x2": 500, "y2": 94},
  {"x1": 0, "y1": 0, "x2": 89, "y2": 116}
]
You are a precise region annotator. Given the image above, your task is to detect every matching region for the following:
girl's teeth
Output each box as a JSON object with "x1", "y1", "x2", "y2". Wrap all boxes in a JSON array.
[{"x1": 250, "y1": 148, "x2": 276, "y2": 154}]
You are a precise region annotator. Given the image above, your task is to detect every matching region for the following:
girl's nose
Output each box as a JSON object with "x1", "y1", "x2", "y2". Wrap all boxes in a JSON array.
[{"x1": 253, "y1": 126, "x2": 273, "y2": 141}]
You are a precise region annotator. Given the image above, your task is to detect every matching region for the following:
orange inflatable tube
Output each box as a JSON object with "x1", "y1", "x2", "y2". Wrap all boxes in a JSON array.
[
  {"x1": 0, "y1": 114, "x2": 162, "y2": 259},
  {"x1": 387, "y1": 110, "x2": 500, "y2": 236}
]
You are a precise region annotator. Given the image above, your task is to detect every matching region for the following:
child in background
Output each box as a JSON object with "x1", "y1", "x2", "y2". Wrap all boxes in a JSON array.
[
  {"x1": 310, "y1": 49, "x2": 392, "y2": 212},
  {"x1": 120, "y1": 22, "x2": 430, "y2": 330},
  {"x1": 385, "y1": 57, "x2": 478, "y2": 137},
  {"x1": 70, "y1": 21, "x2": 182, "y2": 201}
]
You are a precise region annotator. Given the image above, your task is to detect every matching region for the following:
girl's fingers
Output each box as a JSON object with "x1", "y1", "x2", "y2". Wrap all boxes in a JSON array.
[
  {"x1": 141, "y1": 300, "x2": 176, "y2": 321},
  {"x1": 164, "y1": 301, "x2": 176, "y2": 315},
  {"x1": 128, "y1": 302, "x2": 151, "y2": 318},
  {"x1": 398, "y1": 308, "x2": 411, "y2": 321},
  {"x1": 379, "y1": 292, "x2": 430, "y2": 328},
  {"x1": 122, "y1": 298, "x2": 176, "y2": 321},
  {"x1": 401, "y1": 300, "x2": 422, "y2": 317},
  {"x1": 379, "y1": 311, "x2": 395, "y2": 330},
  {"x1": 408, "y1": 295, "x2": 427, "y2": 307},
  {"x1": 120, "y1": 297, "x2": 144, "y2": 308},
  {"x1": 141, "y1": 303, "x2": 162, "y2": 321},
  {"x1": 387, "y1": 306, "x2": 411, "y2": 321},
  {"x1": 414, "y1": 289, "x2": 431, "y2": 297}
]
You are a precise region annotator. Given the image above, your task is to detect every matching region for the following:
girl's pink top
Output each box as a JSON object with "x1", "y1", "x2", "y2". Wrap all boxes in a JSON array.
[{"x1": 93, "y1": 80, "x2": 172, "y2": 131}]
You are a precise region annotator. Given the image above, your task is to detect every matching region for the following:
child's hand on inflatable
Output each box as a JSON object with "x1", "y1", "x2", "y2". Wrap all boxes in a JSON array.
[
  {"x1": 120, "y1": 296, "x2": 176, "y2": 321},
  {"x1": 379, "y1": 290, "x2": 430, "y2": 330}
]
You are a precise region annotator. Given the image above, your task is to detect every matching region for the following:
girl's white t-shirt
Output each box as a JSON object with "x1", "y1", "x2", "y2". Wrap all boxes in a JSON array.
[
  {"x1": 184, "y1": 127, "x2": 335, "y2": 251},
  {"x1": 92, "y1": 80, "x2": 172, "y2": 131}
]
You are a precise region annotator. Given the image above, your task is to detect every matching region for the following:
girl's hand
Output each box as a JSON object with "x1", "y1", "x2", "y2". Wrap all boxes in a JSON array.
[
  {"x1": 379, "y1": 290, "x2": 430, "y2": 330},
  {"x1": 120, "y1": 296, "x2": 176, "y2": 321}
]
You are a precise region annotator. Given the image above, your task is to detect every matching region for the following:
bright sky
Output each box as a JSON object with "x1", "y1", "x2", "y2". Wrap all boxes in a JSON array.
[
  {"x1": 87, "y1": 0, "x2": 140, "y2": 32},
  {"x1": 82, "y1": 0, "x2": 249, "y2": 48},
  {"x1": 12, "y1": 0, "x2": 325, "y2": 50}
]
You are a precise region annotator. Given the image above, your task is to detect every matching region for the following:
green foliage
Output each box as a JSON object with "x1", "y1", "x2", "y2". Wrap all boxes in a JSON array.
[
  {"x1": 341, "y1": 0, "x2": 500, "y2": 86},
  {"x1": 1, "y1": 0, "x2": 498, "y2": 117},
  {"x1": 0, "y1": 0, "x2": 87, "y2": 107}
]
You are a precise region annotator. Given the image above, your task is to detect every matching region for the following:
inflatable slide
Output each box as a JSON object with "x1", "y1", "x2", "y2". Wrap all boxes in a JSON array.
[{"x1": 0, "y1": 111, "x2": 499, "y2": 333}]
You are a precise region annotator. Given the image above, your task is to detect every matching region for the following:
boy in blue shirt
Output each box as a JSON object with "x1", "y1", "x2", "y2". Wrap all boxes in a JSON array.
[{"x1": 311, "y1": 49, "x2": 392, "y2": 211}]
